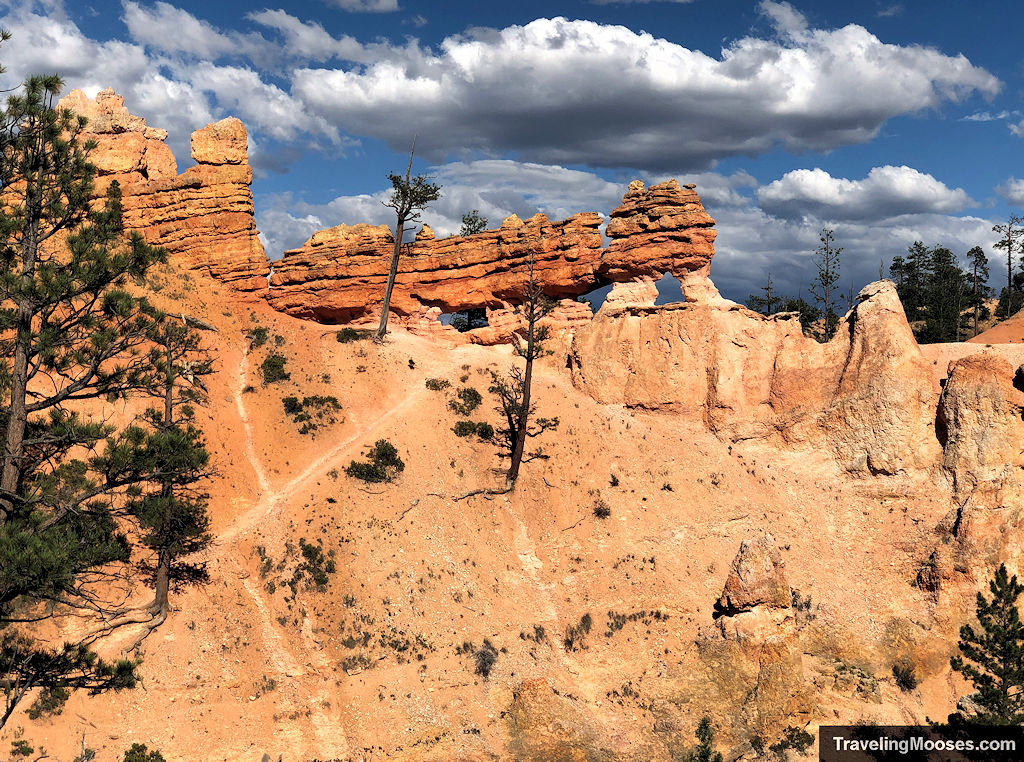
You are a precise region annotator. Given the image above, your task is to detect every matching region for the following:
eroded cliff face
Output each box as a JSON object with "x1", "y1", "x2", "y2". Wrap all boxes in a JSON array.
[
  {"x1": 266, "y1": 178, "x2": 718, "y2": 328},
  {"x1": 58, "y1": 89, "x2": 269, "y2": 290},
  {"x1": 570, "y1": 279, "x2": 943, "y2": 475}
]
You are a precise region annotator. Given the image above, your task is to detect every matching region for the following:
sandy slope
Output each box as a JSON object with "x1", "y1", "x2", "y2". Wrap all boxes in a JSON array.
[{"x1": 2, "y1": 266, "x2": 990, "y2": 761}]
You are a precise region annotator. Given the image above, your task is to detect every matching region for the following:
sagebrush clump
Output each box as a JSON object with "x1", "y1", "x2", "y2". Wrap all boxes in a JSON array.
[
  {"x1": 346, "y1": 439, "x2": 405, "y2": 483},
  {"x1": 261, "y1": 354, "x2": 290, "y2": 384},
  {"x1": 452, "y1": 420, "x2": 493, "y2": 440},
  {"x1": 449, "y1": 387, "x2": 482, "y2": 415}
]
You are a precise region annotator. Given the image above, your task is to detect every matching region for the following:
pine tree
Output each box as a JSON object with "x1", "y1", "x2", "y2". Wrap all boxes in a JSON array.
[
  {"x1": 375, "y1": 140, "x2": 441, "y2": 341},
  {"x1": 921, "y1": 246, "x2": 967, "y2": 343},
  {"x1": 993, "y1": 215, "x2": 1023, "y2": 318},
  {"x1": 0, "y1": 75, "x2": 164, "y2": 727},
  {"x1": 85, "y1": 312, "x2": 215, "y2": 652},
  {"x1": 459, "y1": 209, "x2": 488, "y2": 236},
  {"x1": 950, "y1": 564, "x2": 1024, "y2": 725},
  {"x1": 967, "y1": 246, "x2": 990, "y2": 337},
  {"x1": 809, "y1": 228, "x2": 842, "y2": 342},
  {"x1": 686, "y1": 716, "x2": 723, "y2": 762},
  {"x1": 745, "y1": 272, "x2": 778, "y2": 316}
]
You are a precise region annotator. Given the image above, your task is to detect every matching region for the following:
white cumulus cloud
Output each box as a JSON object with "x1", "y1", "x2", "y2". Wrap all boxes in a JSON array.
[
  {"x1": 757, "y1": 166, "x2": 975, "y2": 222},
  {"x1": 292, "y1": 14, "x2": 999, "y2": 171},
  {"x1": 997, "y1": 178, "x2": 1024, "y2": 208}
]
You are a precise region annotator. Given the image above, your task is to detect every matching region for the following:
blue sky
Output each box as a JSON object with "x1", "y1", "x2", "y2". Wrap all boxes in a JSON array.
[{"x1": 1, "y1": 0, "x2": 1021, "y2": 303}]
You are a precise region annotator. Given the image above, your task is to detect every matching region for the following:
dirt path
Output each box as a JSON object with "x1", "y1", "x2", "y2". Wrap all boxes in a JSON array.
[{"x1": 203, "y1": 341, "x2": 434, "y2": 759}]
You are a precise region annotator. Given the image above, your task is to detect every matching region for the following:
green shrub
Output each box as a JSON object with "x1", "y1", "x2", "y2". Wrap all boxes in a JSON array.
[
  {"x1": 564, "y1": 613, "x2": 592, "y2": 651},
  {"x1": 245, "y1": 326, "x2": 269, "y2": 348},
  {"x1": 449, "y1": 387, "x2": 482, "y2": 415},
  {"x1": 593, "y1": 499, "x2": 611, "y2": 519},
  {"x1": 474, "y1": 639, "x2": 498, "y2": 678},
  {"x1": 261, "y1": 354, "x2": 289, "y2": 384},
  {"x1": 123, "y1": 744, "x2": 167, "y2": 762},
  {"x1": 769, "y1": 726, "x2": 813, "y2": 756},
  {"x1": 346, "y1": 439, "x2": 405, "y2": 483},
  {"x1": 452, "y1": 420, "x2": 494, "y2": 439},
  {"x1": 282, "y1": 396, "x2": 302, "y2": 415},
  {"x1": 336, "y1": 327, "x2": 370, "y2": 343},
  {"x1": 453, "y1": 420, "x2": 477, "y2": 438},
  {"x1": 425, "y1": 378, "x2": 451, "y2": 391},
  {"x1": 892, "y1": 659, "x2": 918, "y2": 692}
]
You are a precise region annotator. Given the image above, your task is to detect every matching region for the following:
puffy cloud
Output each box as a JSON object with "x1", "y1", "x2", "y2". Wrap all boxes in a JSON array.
[
  {"x1": 293, "y1": 14, "x2": 999, "y2": 171},
  {"x1": 1011, "y1": 120, "x2": 1024, "y2": 138},
  {"x1": 121, "y1": 1, "x2": 258, "y2": 58},
  {"x1": 245, "y1": 9, "x2": 374, "y2": 63},
  {"x1": 757, "y1": 166, "x2": 974, "y2": 222},
  {"x1": 759, "y1": 1, "x2": 808, "y2": 36},
  {"x1": 327, "y1": 0, "x2": 399, "y2": 12},
  {"x1": 997, "y1": 178, "x2": 1024, "y2": 208}
]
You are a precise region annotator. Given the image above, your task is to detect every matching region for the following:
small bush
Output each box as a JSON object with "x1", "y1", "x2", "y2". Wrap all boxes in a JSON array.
[
  {"x1": 123, "y1": 745, "x2": 167, "y2": 762},
  {"x1": 892, "y1": 659, "x2": 919, "y2": 692},
  {"x1": 425, "y1": 378, "x2": 451, "y2": 391},
  {"x1": 452, "y1": 420, "x2": 494, "y2": 440},
  {"x1": 474, "y1": 639, "x2": 499, "y2": 678},
  {"x1": 564, "y1": 613, "x2": 593, "y2": 651},
  {"x1": 336, "y1": 327, "x2": 370, "y2": 343},
  {"x1": 346, "y1": 439, "x2": 405, "y2": 483},
  {"x1": 245, "y1": 326, "x2": 269, "y2": 348},
  {"x1": 282, "y1": 396, "x2": 302, "y2": 415},
  {"x1": 593, "y1": 499, "x2": 611, "y2": 519},
  {"x1": 770, "y1": 726, "x2": 813, "y2": 756},
  {"x1": 261, "y1": 354, "x2": 290, "y2": 384},
  {"x1": 449, "y1": 387, "x2": 482, "y2": 415}
]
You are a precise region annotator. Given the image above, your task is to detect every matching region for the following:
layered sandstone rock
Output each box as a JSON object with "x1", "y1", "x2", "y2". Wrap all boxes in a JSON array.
[
  {"x1": 937, "y1": 351, "x2": 1024, "y2": 493},
  {"x1": 58, "y1": 89, "x2": 269, "y2": 290},
  {"x1": 602, "y1": 179, "x2": 717, "y2": 290},
  {"x1": 267, "y1": 213, "x2": 605, "y2": 323},
  {"x1": 570, "y1": 280, "x2": 942, "y2": 474},
  {"x1": 266, "y1": 179, "x2": 718, "y2": 325}
]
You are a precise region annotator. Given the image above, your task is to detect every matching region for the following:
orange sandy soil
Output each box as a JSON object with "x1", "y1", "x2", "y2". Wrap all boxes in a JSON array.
[{"x1": 0, "y1": 266, "x2": 993, "y2": 761}]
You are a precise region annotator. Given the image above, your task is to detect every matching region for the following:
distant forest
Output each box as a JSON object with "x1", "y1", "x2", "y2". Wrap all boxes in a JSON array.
[{"x1": 747, "y1": 219, "x2": 1024, "y2": 345}]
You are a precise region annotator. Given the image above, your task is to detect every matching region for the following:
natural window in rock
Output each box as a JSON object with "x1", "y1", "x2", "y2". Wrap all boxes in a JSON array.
[
  {"x1": 440, "y1": 308, "x2": 489, "y2": 332},
  {"x1": 654, "y1": 271, "x2": 685, "y2": 305},
  {"x1": 576, "y1": 283, "x2": 613, "y2": 312}
]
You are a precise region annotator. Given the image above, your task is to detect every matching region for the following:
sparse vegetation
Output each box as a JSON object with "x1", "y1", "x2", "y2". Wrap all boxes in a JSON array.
[
  {"x1": 473, "y1": 640, "x2": 498, "y2": 678},
  {"x1": 346, "y1": 439, "x2": 406, "y2": 483},
  {"x1": 769, "y1": 726, "x2": 814, "y2": 757},
  {"x1": 123, "y1": 743, "x2": 166, "y2": 762},
  {"x1": 684, "y1": 716, "x2": 723, "y2": 762},
  {"x1": 336, "y1": 327, "x2": 371, "y2": 343},
  {"x1": 261, "y1": 354, "x2": 290, "y2": 384},
  {"x1": 449, "y1": 387, "x2": 483, "y2": 415},
  {"x1": 563, "y1": 613, "x2": 593, "y2": 652},
  {"x1": 245, "y1": 326, "x2": 269, "y2": 348},
  {"x1": 425, "y1": 378, "x2": 451, "y2": 391},
  {"x1": 593, "y1": 499, "x2": 611, "y2": 518},
  {"x1": 281, "y1": 395, "x2": 342, "y2": 434},
  {"x1": 892, "y1": 659, "x2": 919, "y2": 692},
  {"x1": 453, "y1": 420, "x2": 493, "y2": 439}
]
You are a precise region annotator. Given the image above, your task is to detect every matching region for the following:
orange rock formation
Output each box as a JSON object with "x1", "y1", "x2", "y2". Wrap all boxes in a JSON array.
[
  {"x1": 58, "y1": 89, "x2": 269, "y2": 290},
  {"x1": 267, "y1": 178, "x2": 718, "y2": 326}
]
